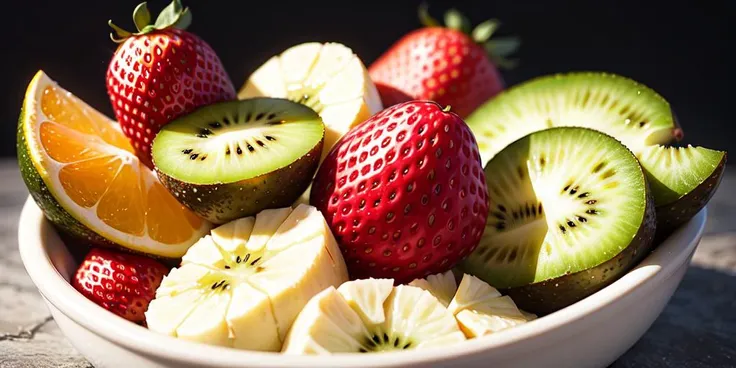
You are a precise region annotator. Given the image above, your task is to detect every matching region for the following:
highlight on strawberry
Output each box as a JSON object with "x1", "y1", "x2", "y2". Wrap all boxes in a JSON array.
[
  {"x1": 106, "y1": 0, "x2": 236, "y2": 167},
  {"x1": 368, "y1": 3, "x2": 520, "y2": 118}
]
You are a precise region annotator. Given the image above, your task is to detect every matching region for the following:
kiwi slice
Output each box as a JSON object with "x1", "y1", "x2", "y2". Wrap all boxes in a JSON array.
[
  {"x1": 151, "y1": 98, "x2": 324, "y2": 224},
  {"x1": 466, "y1": 72, "x2": 726, "y2": 239},
  {"x1": 640, "y1": 145, "x2": 726, "y2": 239},
  {"x1": 459, "y1": 127, "x2": 656, "y2": 315}
]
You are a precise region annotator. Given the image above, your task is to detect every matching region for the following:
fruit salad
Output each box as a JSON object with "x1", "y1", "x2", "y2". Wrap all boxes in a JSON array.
[{"x1": 17, "y1": 0, "x2": 726, "y2": 356}]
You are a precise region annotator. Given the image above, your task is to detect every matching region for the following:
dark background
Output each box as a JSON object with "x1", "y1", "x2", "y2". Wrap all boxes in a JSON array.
[{"x1": 3, "y1": 0, "x2": 734, "y2": 159}]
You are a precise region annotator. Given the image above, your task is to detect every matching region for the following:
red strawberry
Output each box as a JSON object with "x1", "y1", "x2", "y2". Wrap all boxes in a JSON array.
[
  {"x1": 368, "y1": 4, "x2": 519, "y2": 118},
  {"x1": 106, "y1": 0, "x2": 236, "y2": 168},
  {"x1": 310, "y1": 101, "x2": 489, "y2": 283},
  {"x1": 72, "y1": 247, "x2": 169, "y2": 324}
]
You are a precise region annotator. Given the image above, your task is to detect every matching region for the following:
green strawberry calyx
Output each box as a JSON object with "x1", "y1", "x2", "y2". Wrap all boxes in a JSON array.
[
  {"x1": 418, "y1": 3, "x2": 520, "y2": 69},
  {"x1": 108, "y1": 0, "x2": 192, "y2": 43}
]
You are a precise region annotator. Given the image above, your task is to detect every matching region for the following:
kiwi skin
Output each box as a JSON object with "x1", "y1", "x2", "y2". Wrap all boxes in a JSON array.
[
  {"x1": 501, "y1": 188, "x2": 658, "y2": 316},
  {"x1": 155, "y1": 140, "x2": 323, "y2": 225},
  {"x1": 654, "y1": 152, "x2": 727, "y2": 243}
]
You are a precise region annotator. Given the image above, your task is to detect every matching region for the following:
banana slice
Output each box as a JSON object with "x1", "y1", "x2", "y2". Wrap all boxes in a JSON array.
[
  {"x1": 145, "y1": 204, "x2": 349, "y2": 351},
  {"x1": 239, "y1": 42, "x2": 383, "y2": 162},
  {"x1": 520, "y1": 310, "x2": 538, "y2": 321},
  {"x1": 408, "y1": 270, "x2": 457, "y2": 307},
  {"x1": 282, "y1": 279, "x2": 466, "y2": 354},
  {"x1": 412, "y1": 272, "x2": 537, "y2": 338},
  {"x1": 446, "y1": 273, "x2": 502, "y2": 313}
]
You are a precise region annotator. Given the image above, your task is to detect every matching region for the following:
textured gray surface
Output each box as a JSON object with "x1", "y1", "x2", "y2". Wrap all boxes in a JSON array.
[{"x1": 1, "y1": 160, "x2": 734, "y2": 368}]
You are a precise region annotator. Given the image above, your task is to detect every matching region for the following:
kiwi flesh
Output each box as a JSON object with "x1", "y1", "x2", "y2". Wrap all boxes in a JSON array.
[
  {"x1": 466, "y1": 71, "x2": 726, "y2": 239},
  {"x1": 640, "y1": 145, "x2": 726, "y2": 239},
  {"x1": 151, "y1": 98, "x2": 324, "y2": 224},
  {"x1": 459, "y1": 127, "x2": 656, "y2": 315}
]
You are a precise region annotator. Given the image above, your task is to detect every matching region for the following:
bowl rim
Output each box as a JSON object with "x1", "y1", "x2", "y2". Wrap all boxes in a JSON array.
[{"x1": 18, "y1": 196, "x2": 706, "y2": 367}]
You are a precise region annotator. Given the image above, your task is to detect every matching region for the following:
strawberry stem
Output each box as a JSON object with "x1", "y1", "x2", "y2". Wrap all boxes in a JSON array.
[
  {"x1": 417, "y1": 2, "x2": 521, "y2": 70},
  {"x1": 108, "y1": 0, "x2": 192, "y2": 43}
]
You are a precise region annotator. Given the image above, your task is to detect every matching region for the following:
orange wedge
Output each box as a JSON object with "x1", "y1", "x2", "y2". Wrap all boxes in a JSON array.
[{"x1": 17, "y1": 70, "x2": 211, "y2": 258}]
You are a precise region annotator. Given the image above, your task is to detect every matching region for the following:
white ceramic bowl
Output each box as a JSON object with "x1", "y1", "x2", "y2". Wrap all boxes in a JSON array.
[{"x1": 18, "y1": 196, "x2": 707, "y2": 368}]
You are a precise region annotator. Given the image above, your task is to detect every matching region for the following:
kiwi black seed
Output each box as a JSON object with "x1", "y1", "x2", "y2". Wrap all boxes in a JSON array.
[
  {"x1": 151, "y1": 98, "x2": 324, "y2": 224},
  {"x1": 359, "y1": 330, "x2": 414, "y2": 353},
  {"x1": 466, "y1": 71, "x2": 726, "y2": 241},
  {"x1": 459, "y1": 127, "x2": 656, "y2": 315}
]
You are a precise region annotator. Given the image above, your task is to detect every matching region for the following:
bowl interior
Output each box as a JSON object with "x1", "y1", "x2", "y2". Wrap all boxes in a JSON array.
[{"x1": 18, "y1": 197, "x2": 707, "y2": 367}]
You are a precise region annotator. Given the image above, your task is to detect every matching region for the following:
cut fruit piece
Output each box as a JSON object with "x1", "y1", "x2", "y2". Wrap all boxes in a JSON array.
[
  {"x1": 16, "y1": 70, "x2": 210, "y2": 259},
  {"x1": 151, "y1": 98, "x2": 325, "y2": 224},
  {"x1": 238, "y1": 42, "x2": 383, "y2": 207},
  {"x1": 145, "y1": 204, "x2": 349, "y2": 351},
  {"x1": 411, "y1": 272, "x2": 535, "y2": 338},
  {"x1": 408, "y1": 270, "x2": 458, "y2": 307},
  {"x1": 282, "y1": 279, "x2": 466, "y2": 354},
  {"x1": 448, "y1": 274, "x2": 527, "y2": 337},
  {"x1": 453, "y1": 296, "x2": 528, "y2": 338},
  {"x1": 460, "y1": 127, "x2": 656, "y2": 315},
  {"x1": 465, "y1": 71, "x2": 725, "y2": 237},
  {"x1": 447, "y1": 274, "x2": 501, "y2": 314},
  {"x1": 639, "y1": 145, "x2": 726, "y2": 236},
  {"x1": 466, "y1": 72, "x2": 681, "y2": 165},
  {"x1": 336, "y1": 278, "x2": 394, "y2": 326},
  {"x1": 520, "y1": 310, "x2": 538, "y2": 321},
  {"x1": 238, "y1": 42, "x2": 383, "y2": 163}
]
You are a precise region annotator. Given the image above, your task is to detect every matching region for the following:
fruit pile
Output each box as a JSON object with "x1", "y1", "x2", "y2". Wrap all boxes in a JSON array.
[{"x1": 17, "y1": 0, "x2": 726, "y2": 355}]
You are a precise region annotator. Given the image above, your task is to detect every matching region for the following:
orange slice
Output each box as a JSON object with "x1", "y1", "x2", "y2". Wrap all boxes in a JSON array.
[{"x1": 18, "y1": 70, "x2": 211, "y2": 258}]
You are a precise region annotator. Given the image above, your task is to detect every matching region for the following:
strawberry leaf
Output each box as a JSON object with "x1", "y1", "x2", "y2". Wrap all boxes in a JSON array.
[
  {"x1": 108, "y1": 20, "x2": 132, "y2": 43},
  {"x1": 472, "y1": 19, "x2": 500, "y2": 43},
  {"x1": 107, "y1": 0, "x2": 190, "y2": 43},
  {"x1": 485, "y1": 36, "x2": 521, "y2": 58},
  {"x1": 484, "y1": 36, "x2": 521, "y2": 70},
  {"x1": 132, "y1": 2, "x2": 152, "y2": 33},
  {"x1": 444, "y1": 9, "x2": 472, "y2": 34},
  {"x1": 492, "y1": 56, "x2": 519, "y2": 69},
  {"x1": 418, "y1": 2, "x2": 440, "y2": 27},
  {"x1": 173, "y1": 7, "x2": 192, "y2": 30},
  {"x1": 154, "y1": 0, "x2": 185, "y2": 29}
]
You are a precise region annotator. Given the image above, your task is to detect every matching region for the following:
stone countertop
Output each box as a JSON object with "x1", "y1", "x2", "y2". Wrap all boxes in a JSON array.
[{"x1": 1, "y1": 160, "x2": 734, "y2": 368}]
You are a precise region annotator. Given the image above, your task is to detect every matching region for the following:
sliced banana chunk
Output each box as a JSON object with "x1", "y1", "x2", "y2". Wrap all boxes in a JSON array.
[
  {"x1": 408, "y1": 270, "x2": 458, "y2": 307},
  {"x1": 520, "y1": 310, "x2": 538, "y2": 321},
  {"x1": 282, "y1": 286, "x2": 369, "y2": 354},
  {"x1": 413, "y1": 272, "x2": 536, "y2": 338},
  {"x1": 239, "y1": 41, "x2": 383, "y2": 162},
  {"x1": 454, "y1": 296, "x2": 529, "y2": 338},
  {"x1": 145, "y1": 204, "x2": 349, "y2": 352},
  {"x1": 282, "y1": 279, "x2": 466, "y2": 355},
  {"x1": 226, "y1": 282, "x2": 280, "y2": 351},
  {"x1": 337, "y1": 278, "x2": 394, "y2": 326},
  {"x1": 447, "y1": 273, "x2": 502, "y2": 314}
]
